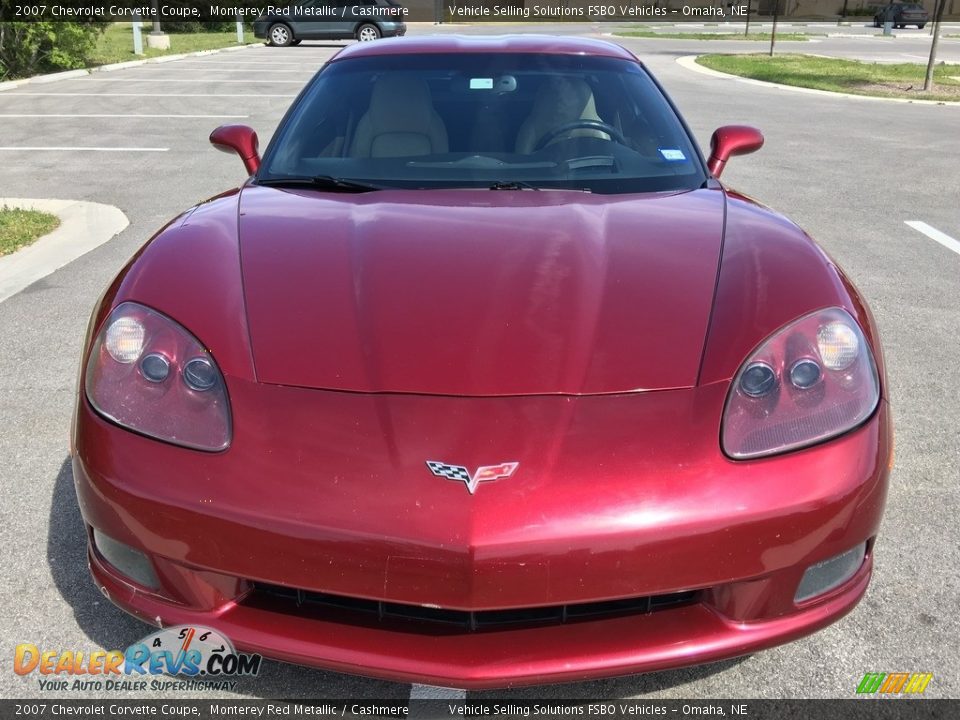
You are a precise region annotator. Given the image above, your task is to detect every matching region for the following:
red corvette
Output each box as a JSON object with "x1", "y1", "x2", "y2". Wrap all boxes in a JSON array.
[{"x1": 72, "y1": 36, "x2": 891, "y2": 688}]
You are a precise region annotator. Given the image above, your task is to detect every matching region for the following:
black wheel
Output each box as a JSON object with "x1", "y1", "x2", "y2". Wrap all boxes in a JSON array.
[
  {"x1": 356, "y1": 23, "x2": 381, "y2": 42},
  {"x1": 918, "y1": 24, "x2": 925, "y2": 29},
  {"x1": 533, "y1": 120, "x2": 626, "y2": 152},
  {"x1": 268, "y1": 23, "x2": 293, "y2": 47}
]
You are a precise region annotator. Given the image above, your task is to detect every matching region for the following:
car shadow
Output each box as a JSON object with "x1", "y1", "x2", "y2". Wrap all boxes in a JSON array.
[
  {"x1": 49, "y1": 456, "x2": 745, "y2": 698},
  {"x1": 466, "y1": 657, "x2": 747, "y2": 699},
  {"x1": 274, "y1": 42, "x2": 350, "y2": 49}
]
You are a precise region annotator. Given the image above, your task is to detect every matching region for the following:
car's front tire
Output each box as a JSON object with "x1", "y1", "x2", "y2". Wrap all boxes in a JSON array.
[
  {"x1": 356, "y1": 23, "x2": 381, "y2": 42},
  {"x1": 268, "y1": 23, "x2": 294, "y2": 47},
  {"x1": 918, "y1": 24, "x2": 925, "y2": 29}
]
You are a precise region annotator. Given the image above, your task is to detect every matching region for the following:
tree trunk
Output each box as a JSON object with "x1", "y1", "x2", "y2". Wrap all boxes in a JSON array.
[{"x1": 923, "y1": 0, "x2": 947, "y2": 91}]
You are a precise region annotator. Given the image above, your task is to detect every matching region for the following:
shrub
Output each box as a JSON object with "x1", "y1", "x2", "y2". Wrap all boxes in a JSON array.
[
  {"x1": 0, "y1": 22, "x2": 106, "y2": 80},
  {"x1": 161, "y1": 21, "x2": 239, "y2": 33}
]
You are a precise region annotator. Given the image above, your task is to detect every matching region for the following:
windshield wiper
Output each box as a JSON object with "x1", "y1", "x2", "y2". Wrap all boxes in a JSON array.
[
  {"x1": 257, "y1": 175, "x2": 383, "y2": 193},
  {"x1": 489, "y1": 180, "x2": 541, "y2": 191}
]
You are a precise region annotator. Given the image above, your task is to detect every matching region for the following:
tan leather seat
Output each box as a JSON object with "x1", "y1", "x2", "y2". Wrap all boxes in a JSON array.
[
  {"x1": 515, "y1": 77, "x2": 607, "y2": 154},
  {"x1": 350, "y1": 76, "x2": 448, "y2": 158}
]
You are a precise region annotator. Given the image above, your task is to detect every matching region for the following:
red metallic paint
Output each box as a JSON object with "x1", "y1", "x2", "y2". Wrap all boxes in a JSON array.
[
  {"x1": 88, "y1": 544, "x2": 874, "y2": 688},
  {"x1": 73, "y1": 387, "x2": 889, "y2": 685},
  {"x1": 706, "y1": 126, "x2": 765, "y2": 179},
  {"x1": 699, "y1": 192, "x2": 888, "y2": 389},
  {"x1": 209, "y1": 125, "x2": 261, "y2": 176},
  {"x1": 238, "y1": 186, "x2": 725, "y2": 395},
  {"x1": 71, "y1": 37, "x2": 892, "y2": 687},
  {"x1": 74, "y1": 373, "x2": 889, "y2": 606}
]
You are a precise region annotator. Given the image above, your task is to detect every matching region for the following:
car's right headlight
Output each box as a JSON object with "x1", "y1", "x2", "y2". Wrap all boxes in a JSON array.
[
  {"x1": 84, "y1": 302, "x2": 231, "y2": 452},
  {"x1": 722, "y1": 307, "x2": 880, "y2": 459}
]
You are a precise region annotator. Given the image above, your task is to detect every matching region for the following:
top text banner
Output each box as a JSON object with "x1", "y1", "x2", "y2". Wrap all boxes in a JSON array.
[{"x1": 1, "y1": 1, "x2": 826, "y2": 24}]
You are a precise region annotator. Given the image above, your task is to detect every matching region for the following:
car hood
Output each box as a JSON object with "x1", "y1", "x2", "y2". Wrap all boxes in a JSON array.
[{"x1": 238, "y1": 185, "x2": 726, "y2": 395}]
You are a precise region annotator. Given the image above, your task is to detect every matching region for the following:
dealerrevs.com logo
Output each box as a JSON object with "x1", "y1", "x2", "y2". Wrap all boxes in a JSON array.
[{"x1": 14, "y1": 626, "x2": 261, "y2": 692}]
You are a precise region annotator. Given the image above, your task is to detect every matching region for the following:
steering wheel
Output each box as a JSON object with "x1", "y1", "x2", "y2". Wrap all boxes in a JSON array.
[{"x1": 533, "y1": 120, "x2": 626, "y2": 152}]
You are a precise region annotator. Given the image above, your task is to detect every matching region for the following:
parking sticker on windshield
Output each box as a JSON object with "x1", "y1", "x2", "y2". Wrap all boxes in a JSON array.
[
  {"x1": 470, "y1": 78, "x2": 494, "y2": 90},
  {"x1": 659, "y1": 149, "x2": 687, "y2": 161}
]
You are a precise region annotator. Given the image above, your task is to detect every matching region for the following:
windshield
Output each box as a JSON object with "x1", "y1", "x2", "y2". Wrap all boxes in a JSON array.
[{"x1": 259, "y1": 53, "x2": 706, "y2": 194}]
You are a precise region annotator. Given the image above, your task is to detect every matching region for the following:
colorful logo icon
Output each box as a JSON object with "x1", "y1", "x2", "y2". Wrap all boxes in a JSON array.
[{"x1": 856, "y1": 672, "x2": 933, "y2": 695}]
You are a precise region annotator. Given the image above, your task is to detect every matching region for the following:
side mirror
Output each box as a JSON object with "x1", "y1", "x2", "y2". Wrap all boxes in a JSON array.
[
  {"x1": 707, "y1": 125, "x2": 764, "y2": 179},
  {"x1": 209, "y1": 125, "x2": 261, "y2": 175}
]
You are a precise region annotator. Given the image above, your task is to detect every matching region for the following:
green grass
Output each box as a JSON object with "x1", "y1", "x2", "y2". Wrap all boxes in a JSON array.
[
  {"x1": 87, "y1": 23, "x2": 247, "y2": 67},
  {"x1": 697, "y1": 53, "x2": 960, "y2": 102},
  {"x1": 0, "y1": 208, "x2": 60, "y2": 257},
  {"x1": 615, "y1": 31, "x2": 816, "y2": 41}
]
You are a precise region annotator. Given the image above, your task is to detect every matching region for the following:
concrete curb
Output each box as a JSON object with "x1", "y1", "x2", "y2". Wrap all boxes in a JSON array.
[
  {"x1": 94, "y1": 59, "x2": 148, "y2": 73},
  {"x1": 0, "y1": 199, "x2": 129, "y2": 305},
  {"x1": 825, "y1": 33, "x2": 896, "y2": 38},
  {"x1": 676, "y1": 54, "x2": 960, "y2": 106},
  {"x1": 28, "y1": 69, "x2": 90, "y2": 84},
  {"x1": 0, "y1": 43, "x2": 265, "y2": 91},
  {"x1": 607, "y1": 32, "x2": 823, "y2": 44}
]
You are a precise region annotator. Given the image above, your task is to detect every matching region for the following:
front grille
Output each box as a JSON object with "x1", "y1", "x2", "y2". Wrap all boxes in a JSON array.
[{"x1": 247, "y1": 582, "x2": 700, "y2": 633}]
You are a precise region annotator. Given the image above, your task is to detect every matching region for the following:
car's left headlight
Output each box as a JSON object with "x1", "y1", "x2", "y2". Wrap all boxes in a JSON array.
[
  {"x1": 722, "y1": 307, "x2": 880, "y2": 459},
  {"x1": 84, "y1": 302, "x2": 232, "y2": 451}
]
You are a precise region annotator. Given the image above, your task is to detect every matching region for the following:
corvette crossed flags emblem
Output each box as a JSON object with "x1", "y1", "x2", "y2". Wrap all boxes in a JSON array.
[{"x1": 426, "y1": 460, "x2": 519, "y2": 494}]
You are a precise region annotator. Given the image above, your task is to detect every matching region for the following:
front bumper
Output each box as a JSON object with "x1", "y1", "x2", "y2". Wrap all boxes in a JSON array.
[{"x1": 73, "y1": 379, "x2": 891, "y2": 688}]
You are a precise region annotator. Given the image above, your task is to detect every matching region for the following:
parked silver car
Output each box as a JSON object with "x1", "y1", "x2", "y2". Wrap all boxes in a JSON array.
[
  {"x1": 873, "y1": 2, "x2": 929, "y2": 29},
  {"x1": 253, "y1": 0, "x2": 407, "y2": 46}
]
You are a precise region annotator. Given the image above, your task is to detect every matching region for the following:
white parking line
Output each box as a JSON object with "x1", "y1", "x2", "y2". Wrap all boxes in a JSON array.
[
  {"x1": 0, "y1": 114, "x2": 248, "y2": 118},
  {"x1": 142, "y1": 68, "x2": 314, "y2": 74},
  {"x1": 172, "y1": 60, "x2": 316, "y2": 67},
  {"x1": 0, "y1": 146, "x2": 168, "y2": 152},
  {"x1": 409, "y1": 685, "x2": 466, "y2": 700},
  {"x1": 408, "y1": 683, "x2": 466, "y2": 717},
  {"x1": 3, "y1": 93, "x2": 297, "y2": 97},
  {"x1": 82, "y1": 78, "x2": 305, "y2": 84},
  {"x1": 905, "y1": 221, "x2": 960, "y2": 256}
]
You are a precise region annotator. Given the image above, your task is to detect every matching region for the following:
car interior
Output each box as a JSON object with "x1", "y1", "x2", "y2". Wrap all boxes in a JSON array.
[{"x1": 265, "y1": 55, "x2": 704, "y2": 192}]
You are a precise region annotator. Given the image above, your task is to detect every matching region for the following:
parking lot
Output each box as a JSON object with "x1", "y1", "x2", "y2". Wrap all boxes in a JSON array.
[{"x1": 1, "y1": 23, "x2": 958, "y2": 701}]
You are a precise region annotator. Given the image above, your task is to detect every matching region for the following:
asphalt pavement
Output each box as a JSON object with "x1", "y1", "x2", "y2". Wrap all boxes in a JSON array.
[{"x1": 0, "y1": 24, "x2": 958, "y2": 702}]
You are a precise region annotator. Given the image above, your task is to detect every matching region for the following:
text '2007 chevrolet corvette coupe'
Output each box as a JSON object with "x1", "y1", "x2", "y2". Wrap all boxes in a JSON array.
[{"x1": 72, "y1": 35, "x2": 891, "y2": 688}]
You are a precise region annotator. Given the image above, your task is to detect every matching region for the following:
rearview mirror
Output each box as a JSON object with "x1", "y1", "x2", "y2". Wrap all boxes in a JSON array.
[
  {"x1": 707, "y1": 126, "x2": 764, "y2": 179},
  {"x1": 209, "y1": 125, "x2": 261, "y2": 175}
]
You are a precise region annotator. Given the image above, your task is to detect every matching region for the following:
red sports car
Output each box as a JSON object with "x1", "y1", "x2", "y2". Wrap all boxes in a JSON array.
[{"x1": 72, "y1": 36, "x2": 891, "y2": 688}]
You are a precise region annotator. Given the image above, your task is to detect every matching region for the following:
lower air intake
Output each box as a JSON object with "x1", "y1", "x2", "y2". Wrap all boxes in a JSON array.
[{"x1": 247, "y1": 583, "x2": 700, "y2": 633}]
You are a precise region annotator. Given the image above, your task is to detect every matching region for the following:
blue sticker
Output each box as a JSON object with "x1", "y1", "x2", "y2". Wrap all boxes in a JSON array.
[{"x1": 659, "y1": 148, "x2": 686, "y2": 161}]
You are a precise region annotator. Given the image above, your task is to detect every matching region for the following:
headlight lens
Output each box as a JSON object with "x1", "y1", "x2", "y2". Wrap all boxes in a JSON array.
[
  {"x1": 104, "y1": 316, "x2": 145, "y2": 363},
  {"x1": 85, "y1": 302, "x2": 232, "y2": 451},
  {"x1": 722, "y1": 308, "x2": 880, "y2": 459},
  {"x1": 817, "y1": 321, "x2": 860, "y2": 370}
]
